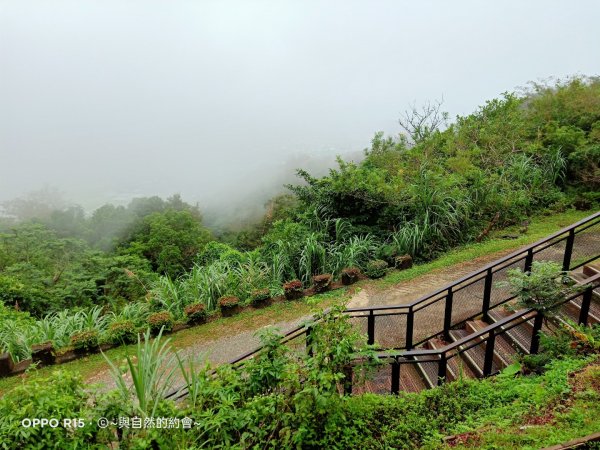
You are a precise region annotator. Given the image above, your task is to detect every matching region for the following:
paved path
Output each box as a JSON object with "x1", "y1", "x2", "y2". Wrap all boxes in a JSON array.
[{"x1": 347, "y1": 248, "x2": 520, "y2": 309}]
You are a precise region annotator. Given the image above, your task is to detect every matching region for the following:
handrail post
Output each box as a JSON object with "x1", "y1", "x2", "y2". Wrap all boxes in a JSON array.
[
  {"x1": 483, "y1": 330, "x2": 496, "y2": 376},
  {"x1": 482, "y1": 268, "x2": 493, "y2": 322},
  {"x1": 437, "y1": 353, "x2": 447, "y2": 386},
  {"x1": 367, "y1": 310, "x2": 375, "y2": 345},
  {"x1": 579, "y1": 286, "x2": 593, "y2": 326},
  {"x1": 562, "y1": 229, "x2": 575, "y2": 271},
  {"x1": 391, "y1": 357, "x2": 400, "y2": 395},
  {"x1": 529, "y1": 313, "x2": 544, "y2": 355},
  {"x1": 443, "y1": 288, "x2": 453, "y2": 342},
  {"x1": 524, "y1": 248, "x2": 534, "y2": 273},
  {"x1": 406, "y1": 307, "x2": 414, "y2": 350},
  {"x1": 306, "y1": 326, "x2": 313, "y2": 357}
]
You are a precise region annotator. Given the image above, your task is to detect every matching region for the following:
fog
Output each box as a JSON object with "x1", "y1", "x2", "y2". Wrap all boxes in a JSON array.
[{"x1": 1, "y1": 0, "x2": 599, "y2": 222}]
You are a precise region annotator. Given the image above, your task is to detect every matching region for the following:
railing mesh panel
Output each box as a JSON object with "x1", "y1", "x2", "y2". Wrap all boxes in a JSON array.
[
  {"x1": 412, "y1": 295, "x2": 446, "y2": 345},
  {"x1": 533, "y1": 238, "x2": 566, "y2": 265},
  {"x1": 348, "y1": 316, "x2": 369, "y2": 346},
  {"x1": 572, "y1": 221, "x2": 600, "y2": 268},
  {"x1": 374, "y1": 313, "x2": 407, "y2": 348},
  {"x1": 488, "y1": 256, "x2": 527, "y2": 308},
  {"x1": 451, "y1": 276, "x2": 486, "y2": 325},
  {"x1": 418, "y1": 359, "x2": 441, "y2": 386},
  {"x1": 285, "y1": 333, "x2": 307, "y2": 355}
]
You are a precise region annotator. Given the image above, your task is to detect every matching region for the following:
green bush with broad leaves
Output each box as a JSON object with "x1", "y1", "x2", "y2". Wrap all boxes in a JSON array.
[{"x1": 0, "y1": 371, "x2": 97, "y2": 449}]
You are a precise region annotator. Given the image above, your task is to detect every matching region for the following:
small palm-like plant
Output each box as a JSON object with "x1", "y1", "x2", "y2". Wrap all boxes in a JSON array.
[
  {"x1": 78, "y1": 306, "x2": 111, "y2": 333},
  {"x1": 328, "y1": 235, "x2": 378, "y2": 276},
  {"x1": 175, "y1": 354, "x2": 210, "y2": 409},
  {"x1": 0, "y1": 322, "x2": 34, "y2": 363},
  {"x1": 299, "y1": 233, "x2": 326, "y2": 283},
  {"x1": 499, "y1": 261, "x2": 583, "y2": 316}
]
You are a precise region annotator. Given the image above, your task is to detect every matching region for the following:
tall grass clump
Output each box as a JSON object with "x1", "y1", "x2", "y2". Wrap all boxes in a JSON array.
[
  {"x1": 328, "y1": 235, "x2": 379, "y2": 276},
  {"x1": 299, "y1": 233, "x2": 327, "y2": 284},
  {"x1": 104, "y1": 328, "x2": 178, "y2": 417},
  {"x1": 151, "y1": 277, "x2": 186, "y2": 319}
]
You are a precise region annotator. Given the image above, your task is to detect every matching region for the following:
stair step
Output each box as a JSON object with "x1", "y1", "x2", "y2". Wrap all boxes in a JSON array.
[
  {"x1": 570, "y1": 270, "x2": 600, "y2": 298},
  {"x1": 426, "y1": 338, "x2": 476, "y2": 381},
  {"x1": 582, "y1": 263, "x2": 600, "y2": 278},
  {"x1": 558, "y1": 299, "x2": 600, "y2": 325},
  {"x1": 449, "y1": 329, "x2": 499, "y2": 377},
  {"x1": 466, "y1": 320, "x2": 519, "y2": 367},
  {"x1": 349, "y1": 364, "x2": 390, "y2": 395},
  {"x1": 488, "y1": 308, "x2": 534, "y2": 354},
  {"x1": 413, "y1": 353, "x2": 440, "y2": 388},
  {"x1": 570, "y1": 271, "x2": 588, "y2": 283},
  {"x1": 399, "y1": 359, "x2": 428, "y2": 393}
]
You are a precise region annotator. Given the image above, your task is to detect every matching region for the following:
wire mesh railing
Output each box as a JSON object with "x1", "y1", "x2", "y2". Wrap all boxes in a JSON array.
[
  {"x1": 220, "y1": 211, "x2": 599, "y2": 366},
  {"x1": 346, "y1": 210, "x2": 600, "y2": 351},
  {"x1": 347, "y1": 272, "x2": 600, "y2": 395}
]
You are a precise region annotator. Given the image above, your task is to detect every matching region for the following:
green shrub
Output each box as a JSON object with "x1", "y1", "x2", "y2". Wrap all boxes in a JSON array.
[
  {"x1": 107, "y1": 320, "x2": 138, "y2": 345},
  {"x1": 250, "y1": 288, "x2": 271, "y2": 305},
  {"x1": 147, "y1": 311, "x2": 174, "y2": 334},
  {"x1": 521, "y1": 353, "x2": 553, "y2": 374},
  {"x1": 312, "y1": 274, "x2": 333, "y2": 293},
  {"x1": 184, "y1": 302, "x2": 207, "y2": 324},
  {"x1": 0, "y1": 371, "x2": 96, "y2": 448},
  {"x1": 283, "y1": 280, "x2": 303, "y2": 300},
  {"x1": 70, "y1": 330, "x2": 99, "y2": 352},
  {"x1": 364, "y1": 260, "x2": 388, "y2": 279}
]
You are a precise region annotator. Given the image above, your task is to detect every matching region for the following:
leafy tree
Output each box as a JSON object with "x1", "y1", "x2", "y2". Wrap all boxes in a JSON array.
[
  {"x1": 87, "y1": 204, "x2": 134, "y2": 251},
  {"x1": 123, "y1": 210, "x2": 213, "y2": 278}
]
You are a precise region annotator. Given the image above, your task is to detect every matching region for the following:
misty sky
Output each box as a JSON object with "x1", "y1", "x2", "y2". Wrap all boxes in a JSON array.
[{"x1": 1, "y1": 0, "x2": 599, "y2": 214}]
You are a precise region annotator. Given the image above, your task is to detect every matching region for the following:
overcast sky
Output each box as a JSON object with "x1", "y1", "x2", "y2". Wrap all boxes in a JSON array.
[{"x1": 1, "y1": 0, "x2": 599, "y2": 213}]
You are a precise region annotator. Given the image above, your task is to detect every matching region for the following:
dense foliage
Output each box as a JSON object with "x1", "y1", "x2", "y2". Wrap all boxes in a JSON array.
[
  {"x1": 1, "y1": 307, "x2": 598, "y2": 449},
  {"x1": 1, "y1": 77, "x2": 599, "y2": 362}
]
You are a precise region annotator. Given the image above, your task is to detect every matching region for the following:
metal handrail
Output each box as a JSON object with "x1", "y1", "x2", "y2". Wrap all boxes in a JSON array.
[
  {"x1": 347, "y1": 210, "x2": 600, "y2": 313},
  {"x1": 356, "y1": 272, "x2": 600, "y2": 393}
]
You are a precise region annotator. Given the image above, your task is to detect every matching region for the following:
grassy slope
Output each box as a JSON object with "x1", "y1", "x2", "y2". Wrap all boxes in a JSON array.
[
  {"x1": 0, "y1": 289, "x2": 347, "y2": 395},
  {"x1": 374, "y1": 208, "x2": 593, "y2": 288},
  {"x1": 445, "y1": 360, "x2": 600, "y2": 449},
  {"x1": 341, "y1": 356, "x2": 600, "y2": 450},
  {"x1": 0, "y1": 208, "x2": 593, "y2": 396}
]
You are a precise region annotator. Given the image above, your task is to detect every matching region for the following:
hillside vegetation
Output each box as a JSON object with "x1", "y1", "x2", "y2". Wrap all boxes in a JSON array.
[
  {"x1": 1, "y1": 305, "x2": 599, "y2": 449},
  {"x1": 1, "y1": 76, "x2": 599, "y2": 364}
]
